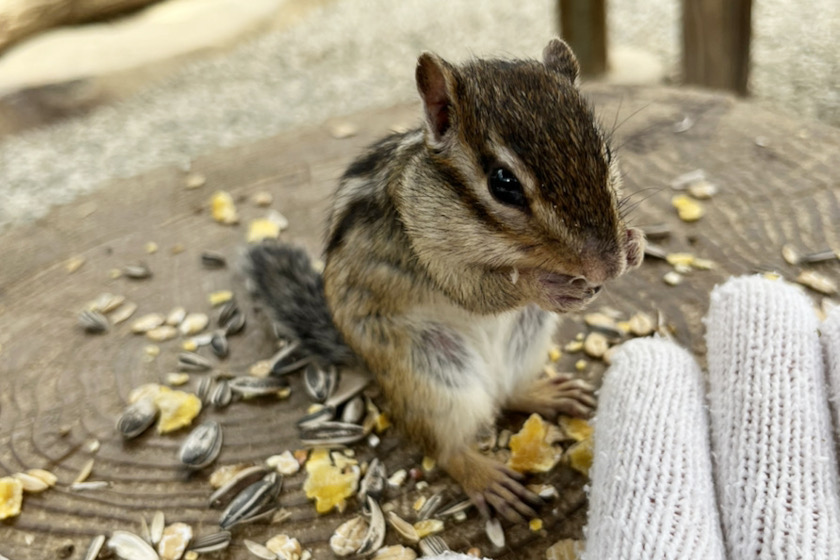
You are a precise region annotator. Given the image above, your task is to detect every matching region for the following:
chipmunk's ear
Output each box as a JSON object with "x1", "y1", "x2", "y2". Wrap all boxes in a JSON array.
[
  {"x1": 416, "y1": 53, "x2": 457, "y2": 142},
  {"x1": 543, "y1": 38, "x2": 579, "y2": 82}
]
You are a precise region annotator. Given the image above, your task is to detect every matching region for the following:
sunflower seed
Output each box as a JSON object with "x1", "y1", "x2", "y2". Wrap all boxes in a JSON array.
[
  {"x1": 387, "y1": 512, "x2": 419, "y2": 544},
  {"x1": 219, "y1": 472, "x2": 282, "y2": 530},
  {"x1": 229, "y1": 376, "x2": 289, "y2": 398},
  {"x1": 359, "y1": 458, "x2": 386, "y2": 507},
  {"x1": 150, "y1": 511, "x2": 165, "y2": 545},
  {"x1": 178, "y1": 352, "x2": 213, "y2": 372},
  {"x1": 800, "y1": 249, "x2": 839, "y2": 264},
  {"x1": 201, "y1": 251, "x2": 227, "y2": 269},
  {"x1": 222, "y1": 310, "x2": 246, "y2": 336},
  {"x1": 107, "y1": 531, "x2": 159, "y2": 560},
  {"x1": 418, "y1": 535, "x2": 449, "y2": 557},
  {"x1": 158, "y1": 522, "x2": 192, "y2": 560},
  {"x1": 304, "y1": 363, "x2": 338, "y2": 403},
  {"x1": 25, "y1": 469, "x2": 57, "y2": 488},
  {"x1": 210, "y1": 379, "x2": 233, "y2": 408},
  {"x1": 325, "y1": 369, "x2": 371, "y2": 408},
  {"x1": 417, "y1": 493, "x2": 444, "y2": 521},
  {"x1": 299, "y1": 421, "x2": 366, "y2": 446},
  {"x1": 79, "y1": 310, "x2": 109, "y2": 334},
  {"x1": 187, "y1": 531, "x2": 231, "y2": 554},
  {"x1": 208, "y1": 465, "x2": 272, "y2": 509},
  {"x1": 372, "y1": 545, "x2": 417, "y2": 560},
  {"x1": 83, "y1": 535, "x2": 106, "y2": 560},
  {"x1": 341, "y1": 396, "x2": 365, "y2": 427},
  {"x1": 210, "y1": 331, "x2": 229, "y2": 359},
  {"x1": 643, "y1": 243, "x2": 668, "y2": 260},
  {"x1": 197, "y1": 377, "x2": 213, "y2": 404},
  {"x1": 296, "y1": 405, "x2": 336, "y2": 428},
  {"x1": 485, "y1": 517, "x2": 505, "y2": 548},
  {"x1": 640, "y1": 223, "x2": 671, "y2": 239},
  {"x1": 12, "y1": 472, "x2": 50, "y2": 493},
  {"x1": 147, "y1": 325, "x2": 178, "y2": 342},
  {"x1": 436, "y1": 498, "x2": 472, "y2": 518},
  {"x1": 244, "y1": 540, "x2": 276, "y2": 559},
  {"x1": 90, "y1": 292, "x2": 125, "y2": 312},
  {"x1": 270, "y1": 341, "x2": 311, "y2": 375},
  {"x1": 356, "y1": 496, "x2": 386, "y2": 556},
  {"x1": 217, "y1": 301, "x2": 239, "y2": 327},
  {"x1": 180, "y1": 421, "x2": 222, "y2": 469},
  {"x1": 123, "y1": 262, "x2": 153, "y2": 280}
]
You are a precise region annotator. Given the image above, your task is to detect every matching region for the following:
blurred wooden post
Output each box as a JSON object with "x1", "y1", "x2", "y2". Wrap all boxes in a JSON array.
[
  {"x1": 682, "y1": 0, "x2": 752, "y2": 95},
  {"x1": 558, "y1": 0, "x2": 608, "y2": 76}
]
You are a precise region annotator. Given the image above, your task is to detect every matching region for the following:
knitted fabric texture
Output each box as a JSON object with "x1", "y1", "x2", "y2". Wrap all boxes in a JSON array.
[
  {"x1": 821, "y1": 306, "x2": 840, "y2": 448},
  {"x1": 581, "y1": 337, "x2": 725, "y2": 560},
  {"x1": 705, "y1": 276, "x2": 840, "y2": 559}
]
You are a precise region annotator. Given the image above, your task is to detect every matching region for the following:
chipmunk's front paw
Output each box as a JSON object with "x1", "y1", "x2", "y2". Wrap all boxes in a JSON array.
[
  {"x1": 506, "y1": 375, "x2": 596, "y2": 419},
  {"x1": 445, "y1": 449, "x2": 541, "y2": 523}
]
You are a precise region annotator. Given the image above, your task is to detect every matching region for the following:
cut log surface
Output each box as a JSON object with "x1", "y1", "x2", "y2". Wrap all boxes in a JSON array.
[{"x1": 0, "y1": 85, "x2": 837, "y2": 559}]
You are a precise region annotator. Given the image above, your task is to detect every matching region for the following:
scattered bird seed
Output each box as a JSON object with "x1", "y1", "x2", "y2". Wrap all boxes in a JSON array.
[
  {"x1": 356, "y1": 497, "x2": 386, "y2": 556},
  {"x1": 418, "y1": 536, "x2": 449, "y2": 557},
  {"x1": 266, "y1": 534, "x2": 303, "y2": 560},
  {"x1": 111, "y1": 302, "x2": 138, "y2": 324},
  {"x1": 229, "y1": 376, "x2": 289, "y2": 398},
  {"x1": 358, "y1": 458, "x2": 386, "y2": 506},
  {"x1": 373, "y1": 546, "x2": 417, "y2": 560},
  {"x1": 165, "y1": 307, "x2": 187, "y2": 327},
  {"x1": 583, "y1": 332, "x2": 609, "y2": 358},
  {"x1": 180, "y1": 420, "x2": 223, "y2": 469},
  {"x1": 671, "y1": 194, "x2": 704, "y2": 222},
  {"x1": 165, "y1": 373, "x2": 190, "y2": 386},
  {"x1": 83, "y1": 535, "x2": 106, "y2": 560},
  {"x1": 219, "y1": 472, "x2": 282, "y2": 530},
  {"x1": 210, "y1": 331, "x2": 229, "y2": 359},
  {"x1": 123, "y1": 262, "x2": 153, "y2": 279},
  {"x1": 209, "y1": 290, "x2": 234, "y2": 307},
  {"x1": 209, "y1": 466, "x2": 270, "y2": 509},
  {"x1": 330, "y1": 516, "x2": 367, "y2": 557},
  {"x1": 66, "y1": 256, "x2": 86, "y2": 273},
  {"x1": 304, "y1": 363, "x2": 339, "y2": 403},
  {"x1": 670, "y1": 169, "x2": 707, "y2": 190},
  {"x1": 132, "y1": 313, "x2": 166, "y2": 334},
  {"x1": 26, "y1": 469, "x2": 57, "y2": 488},
  {"x1": 89, "y1": 292, "x2": 125, "y2": 313},
  {"x1": 179, "y1": 313, "x2": 209, "y2": 336},
  {"x1": 147, "y1": 325, "x2": 178, "y2": 342},
  {"x1": 663, "y1": 271, "x2": 684, "y2": 285},
  {"x1": 185, "y1": 173, "x2": 206, "y2": 189},
  {"x1": 78, "y1": 310, "x2": 109, "y2": 334},
  {"x1": 267, "y1": 451, "x2": 300, "y2": 476},
  {"x1": 150, "y1": 511, "x2": 165, "y2": 545},
  {"x1": 387, "y1": 512, "x2": 419, "y2": 543},
  {"x1": 177, "y1": 352, "x2": 213, "y2": 372},
  {"x1": 158, "y1": 523, "x2": 192, "y2": 560},
  {"x1": 800, "y1": 249, "x2": 839, "y2": 264},
  {"x1": 640, "y1": 223, "x2": 671, "y2": 239},
  {"x1": 299, "y1": 421, "x2": 367, "y2": 447},
  {"x1": 211, "y1": 379, "x2": 233, "y2": 408},
  {"x1": 74, "y1": 459, "x2": 95, "y2": 484},
  {"x1": 107, "y1": 531, "x2": 158, "y2": 560},
  {"x1": 187, "y1": 531, "x2": 231, "y2": 554},
  {"x1": 252, "y1": 191, "x2": 274, "y2": 207},
  {"x1": 643, "y1": 243, "x2": 668, "y2": 260},
  {"x1": 270, "y1": 341, "x2": 311, "y2": 375},
  {"x1": 197, "y1": 377, "x2": 213, "y2": 404},
  {"x1": 797, "y1": 270, "x2": 838, "y2": 295},
  {"x1": 485, "y1": 518, "x2": 505, "y2": 548},
  {"x1": 70, "y1": 481, "x2": 111, "y2": 491},
  {"x1": 417, "y1": 493, "x2": 444, "y2": 521},
  {"x1": 211, "y1": 191, "x2": 239, "y2": 225},
  {"x1": 201, "y1": 251, "x2": 227, "y2": 269},
  {"x1": 330, "y1": 122, "x2": 359, "y2": 139},
  {"x1": 12, "y1": 472, "x2": 50, "y2": 493},
  {"x1": 244, "y1": 539, "x2": 276, "y2": 560},
  {"x1": 436, "y1": 499, "x2": 472, "y2": 518}
]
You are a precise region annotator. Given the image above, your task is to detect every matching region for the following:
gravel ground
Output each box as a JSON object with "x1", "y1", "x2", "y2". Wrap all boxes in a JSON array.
[{"x1": 0, "y1": 0, "x2": 836, "y2": 232}]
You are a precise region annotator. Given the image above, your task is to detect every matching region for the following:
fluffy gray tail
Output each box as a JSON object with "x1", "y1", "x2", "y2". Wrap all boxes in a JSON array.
[{"x1": 243, "y1": 242, "x2": 354, "y2": 366}]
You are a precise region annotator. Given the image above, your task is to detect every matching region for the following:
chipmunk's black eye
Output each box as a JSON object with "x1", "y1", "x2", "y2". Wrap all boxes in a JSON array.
[{"x1": 488, "y1": 167, "x2": 526, "y2": 209}]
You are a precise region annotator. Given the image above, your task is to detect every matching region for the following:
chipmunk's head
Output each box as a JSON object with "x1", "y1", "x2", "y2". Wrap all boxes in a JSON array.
[{"x1": 411, "y1": 38, "x2": 644, "y2": 313}]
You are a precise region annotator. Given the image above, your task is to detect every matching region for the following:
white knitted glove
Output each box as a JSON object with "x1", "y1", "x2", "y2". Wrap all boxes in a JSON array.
[{"x1": 584, "y1": 275, "x2": 840, "y2": 559}]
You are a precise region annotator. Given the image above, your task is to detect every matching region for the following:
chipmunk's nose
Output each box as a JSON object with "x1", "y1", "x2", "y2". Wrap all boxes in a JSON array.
[{"x1": 579, "y1": 237, "x2": 622, "y2": 285}]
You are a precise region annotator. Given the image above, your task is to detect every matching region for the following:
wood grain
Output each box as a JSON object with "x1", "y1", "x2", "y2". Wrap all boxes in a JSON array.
[{"x1": 0, "y1": 84, "x2": 837, "y2": 559}]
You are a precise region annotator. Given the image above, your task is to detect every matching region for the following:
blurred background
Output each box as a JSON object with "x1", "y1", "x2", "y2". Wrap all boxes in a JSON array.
[{"x1": 0, "y1": 0, "x2": 837, "y2": 233}]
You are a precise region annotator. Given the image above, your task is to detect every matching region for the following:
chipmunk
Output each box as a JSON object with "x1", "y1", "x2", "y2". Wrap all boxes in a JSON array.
[{"x1": 245, "y1": 38, "x2": 645, "y2": 522}]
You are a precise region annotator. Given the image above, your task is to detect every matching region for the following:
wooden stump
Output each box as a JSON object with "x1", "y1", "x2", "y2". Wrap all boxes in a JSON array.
[{"x1": 0, "y1": 84, "x2": 837, "y2": 559}]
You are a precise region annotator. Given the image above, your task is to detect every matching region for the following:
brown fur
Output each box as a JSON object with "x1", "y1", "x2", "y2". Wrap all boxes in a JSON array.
[{"x1": 322, "y1": 39, "x2": 644, "y2": 521}]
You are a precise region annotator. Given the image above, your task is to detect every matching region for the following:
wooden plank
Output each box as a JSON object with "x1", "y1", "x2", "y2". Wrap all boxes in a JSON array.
[
  {"x1": 682, "y1": 0, "x2": 753, "y2": 94},
  {"x1": 559, "y1": 0, "x2": 608, "y2": 76}
]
